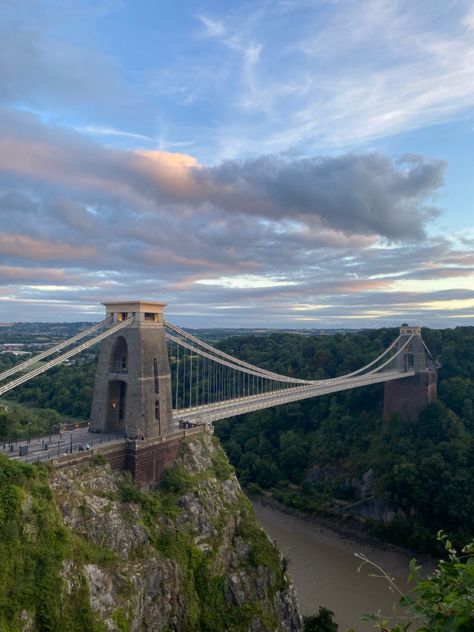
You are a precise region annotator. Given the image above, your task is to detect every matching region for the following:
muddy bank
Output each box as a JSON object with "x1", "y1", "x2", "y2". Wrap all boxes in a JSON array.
[{"x1": 249, "y1": 492, "x2": 433, "y2": 558}]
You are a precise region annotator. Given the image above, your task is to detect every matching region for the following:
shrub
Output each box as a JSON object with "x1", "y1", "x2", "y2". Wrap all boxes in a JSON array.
[
  {"x1": 304, "y1": 607, "x2": 338, "y2": 631},
  {"x1": 353, "y1": 531, "x2": 474, "y2": 631}
]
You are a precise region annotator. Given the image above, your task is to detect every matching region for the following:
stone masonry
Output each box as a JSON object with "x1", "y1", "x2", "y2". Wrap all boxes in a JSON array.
[
  {"x1": 383, "y1": 325, "x2": 437, "y2": 421},
  {"x1": 90, "y1": 301, "x2": 174, "y2": 439}
]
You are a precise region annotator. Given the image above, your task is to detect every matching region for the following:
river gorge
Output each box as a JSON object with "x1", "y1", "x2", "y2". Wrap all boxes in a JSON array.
[{"x1": 253, "y1": 502, "x2": 422, "y2": 632}]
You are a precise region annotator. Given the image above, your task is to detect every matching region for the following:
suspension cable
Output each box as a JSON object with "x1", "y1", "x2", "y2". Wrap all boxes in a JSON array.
[
  {"x1": 0, "y1": 317, "x2": 134, "y2": 398},
  {"x1": 366, "y1": 333, "x2": 415, "y2": 374},
  {"x1": 0, "y1": 317, "x2": 113, "y2": 383},
  {"x1": 165, "y1": 320, "x2": 404, "y2": 384},
  {"x1": 333, "y1": 334, "x2": 402, "y2": 379},
  {"x1": 165, "y1": 329, "x2": 408, "y2": 387},
  {"x1": 165, "y1": 333, "x2": 300, "y2": 384},
  {"x1": 165, "y1": 320, "x2": 308, "y2": 382}
]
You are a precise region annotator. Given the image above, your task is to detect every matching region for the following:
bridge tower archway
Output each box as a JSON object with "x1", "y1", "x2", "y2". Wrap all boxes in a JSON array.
[
  {"x1": 106, "y1": 379, "x2": 127, "y2": 432},
  {"x1": 90, "y1": 301, "x2": 174, "y2": 439}
]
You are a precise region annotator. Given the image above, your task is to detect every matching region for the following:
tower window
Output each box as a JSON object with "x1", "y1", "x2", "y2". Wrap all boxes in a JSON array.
[
  {"x1": 155, "y1": 400, "x2": 160, "y2": 420},
  {"x1": 118, "y1": 381, "x2": 126, "y2": 421},
  {"x1": 153, "y1": 358, "x2": 159, "y2": 393}
]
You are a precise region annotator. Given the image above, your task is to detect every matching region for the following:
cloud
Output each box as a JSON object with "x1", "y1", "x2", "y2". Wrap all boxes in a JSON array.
[
  {"x1": 199, "y1": 153, "x2": 444, "y2": 239},
  {"x1": 198, "y1": 15, "x2": 227, "y2": 38},
  {"x1": 0, "y1": 233, "x2": 96, "y2": 262},
  {"x1": 0, "y1": 1, "x2": 471, "y2": 326},
  {"x1": 2, "y1": 1, "x2": 474, "y2": 163},
  {"x1": 0, "y1": 110, "x2": 445, "y2": 241},
  {"x1": 174, "y1": 1, "x2": 474, "y2": 156},
  {"x1": 76, "y1": 127, "x2": 156, "y2": 143},
  {"x1": 0, "y1": 109, "x2": 469, "y2": 327}
]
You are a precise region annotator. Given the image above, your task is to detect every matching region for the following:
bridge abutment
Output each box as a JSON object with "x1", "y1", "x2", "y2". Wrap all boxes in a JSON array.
[
  {"x1": 53, "y1": 427, "x2": 207, "y2": 488},
  {"x1": 383, "y1": 325, "x2": 437, "y2": 421}
]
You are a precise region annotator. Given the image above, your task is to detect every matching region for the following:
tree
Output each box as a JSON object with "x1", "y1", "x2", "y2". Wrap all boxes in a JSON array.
[
  {"x1": 304, "y1": 607, "x2": 338, "y2": 631},
  {"x1": 278, "y1": 431, "x2": 310, "y2": 483}
]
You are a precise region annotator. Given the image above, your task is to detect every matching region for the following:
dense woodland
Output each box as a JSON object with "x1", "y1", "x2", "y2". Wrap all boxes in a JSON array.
[
  {"x1": 1, "y1": 325, "x2": 473, "y2": 553},
  {"x1": 214, "y1": 326, "x2": 474, "y2": 553}
]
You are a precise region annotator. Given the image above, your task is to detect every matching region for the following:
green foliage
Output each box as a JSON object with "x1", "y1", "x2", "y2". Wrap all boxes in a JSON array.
[
  {"x1": 304, "y1": 607, "x2": 339, "y2": 631},
  {"x1": 68, "y1": 531, "x2": 117, "y2": 566},
  {"x1": 118, "y1": 472, "x2": 161, "y2": 526},
  {"x1": 0, "y1": 484, "x2": 23, "y2": 522},
  {"x1": 0, "y1": 454, "x2": 105, "y2": 631},
  {"x1": 147, "y1": 444, "x2": 287, "y2": 631},
  {"x1": 161, "y1": 465, "x2": 192, "y2": 495},
  {"x1": 4, "y1": 351, "x2": 97, "y2": 420},
  {"x1": 6, "y1": 323, "x2": 473, "y2": 553},
  {"x1": 279, "y1": 430, "x2": 310, "y2": 483},
  {"x1": 0, "y1": 431, "x2": 291, "y2": 631},
  {"x1": 410, "y1": 535, "x2": 474, "y2": 631},
  {"x1": 118, "y1": 471, "x2": 143, "y2": 503},
  {"x1": 151, "y1": 501, "x2": 284, "y2": 631},
  {"x1": 91, "y1": 453, "x2": 107, "y2": 466},
  {"x1": 354, "y1": 532, "x2": 474, "y2": 631},
  {"x1": 210, "y1": 439, "x2": 234, "y2": 480},
  {"x1": 235, "y1": 502, "x2": 283, "y2": 586},
  {"x1": 0, "y1": 402, "x2": 61, "y2": 441},
  {"x1": 111, "y1": 608, "x2": 130, "y2": 632},
  {"x1": 214, "y1": 326, "x2": 474, "y2": 553}
]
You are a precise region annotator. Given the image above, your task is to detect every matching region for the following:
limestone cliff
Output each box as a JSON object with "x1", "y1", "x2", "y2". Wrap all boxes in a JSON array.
[{"x1": 0, "y1": 434, "x2": 303, "y2": 631}]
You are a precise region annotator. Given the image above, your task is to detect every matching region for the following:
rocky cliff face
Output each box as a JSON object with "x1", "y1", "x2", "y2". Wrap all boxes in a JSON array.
[{"x1": 0, "y1": 434, "x2": 303, "y2": 631}]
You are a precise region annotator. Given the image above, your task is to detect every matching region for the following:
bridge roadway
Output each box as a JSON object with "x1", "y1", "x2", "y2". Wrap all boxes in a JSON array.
[
  {"x1": 173, "y1": 369, "x2": 415, "y2": 425},
  {"x1": 3, "y1": 370, "x2": 414, "y2": 463}
]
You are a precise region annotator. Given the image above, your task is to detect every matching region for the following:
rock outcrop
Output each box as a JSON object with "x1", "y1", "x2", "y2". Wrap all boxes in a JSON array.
[{"x1": 0, "y1": 434, "x2": 303, "y2": 631}]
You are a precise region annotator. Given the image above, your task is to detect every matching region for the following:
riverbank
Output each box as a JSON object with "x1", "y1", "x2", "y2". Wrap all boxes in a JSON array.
[
  {"x1": 252, "y1": 498, "x2": 434, "y2": 632},
  {"x1": 249, "y1": 491, "x2": 434, "y2": 561}
]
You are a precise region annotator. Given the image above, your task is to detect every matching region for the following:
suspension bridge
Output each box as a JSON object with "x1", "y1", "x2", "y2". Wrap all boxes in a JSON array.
[{"x1": 0, "y1": 300, "x2": 437, "y2": 474}]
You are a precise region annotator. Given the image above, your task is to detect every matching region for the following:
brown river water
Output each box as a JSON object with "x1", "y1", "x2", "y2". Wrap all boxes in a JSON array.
[{"x1": 253, "y1": 502, "x2": 424, "y2": 632}]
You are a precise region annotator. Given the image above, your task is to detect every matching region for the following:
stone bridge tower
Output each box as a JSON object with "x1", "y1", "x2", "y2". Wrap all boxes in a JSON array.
[
  {"x1": 383, "y1": 325, "x2": 437, "y2": 421},
  {"x1": 90, "y1": 301, "x2": 174, "y2": 438}
]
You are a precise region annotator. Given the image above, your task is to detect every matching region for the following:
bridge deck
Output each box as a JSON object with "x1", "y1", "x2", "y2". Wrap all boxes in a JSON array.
[
  {"x1": 173, "y1": 369, "x2": 415, "y2": 424},
  {"x1": 2, "y1": 370, "x2": 415, "y2": 463}
]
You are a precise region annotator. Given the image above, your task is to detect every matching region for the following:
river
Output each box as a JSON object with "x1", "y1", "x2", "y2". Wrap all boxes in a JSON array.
[{"x1": 253, "y1": 502, "x2": 421, "y2": 632}]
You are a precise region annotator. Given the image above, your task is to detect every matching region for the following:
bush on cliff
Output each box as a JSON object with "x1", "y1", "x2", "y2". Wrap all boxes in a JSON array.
[
  {"x1": 304, "y1": 607, "x2": 338, "y2": 631},
  {"x1": 353, "y1": 532, "x2": 474, "y2": 631}
]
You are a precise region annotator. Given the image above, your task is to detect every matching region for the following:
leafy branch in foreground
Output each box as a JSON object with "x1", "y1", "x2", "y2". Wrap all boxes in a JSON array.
[{"x1": 350, "y1": 531, "x2": 474, "y2": 631}]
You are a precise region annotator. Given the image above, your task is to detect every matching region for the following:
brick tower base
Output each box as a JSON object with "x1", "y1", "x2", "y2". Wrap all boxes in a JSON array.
[{"x1": 383, "y1": 369, "x2": 437, "y2": 421}]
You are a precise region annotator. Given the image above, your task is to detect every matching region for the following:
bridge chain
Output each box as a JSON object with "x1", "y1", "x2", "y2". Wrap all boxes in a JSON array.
[{"x1": 0, "y1": 317, "x2": 134, "y2": 398}]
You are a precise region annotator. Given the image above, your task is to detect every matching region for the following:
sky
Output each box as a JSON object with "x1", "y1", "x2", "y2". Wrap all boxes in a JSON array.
[{"x1": 0, "y1": 0, "x2": 473, "y2": 328}]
